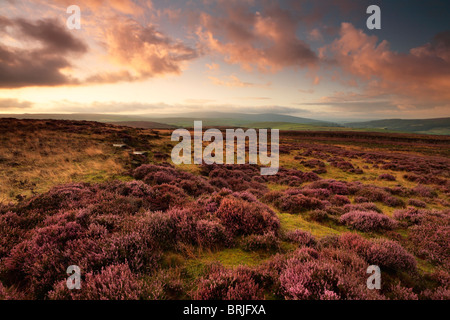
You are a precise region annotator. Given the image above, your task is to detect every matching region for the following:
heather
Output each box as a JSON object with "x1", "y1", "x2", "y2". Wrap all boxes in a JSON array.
[
  {"x1": 0, "y1": 119, "x2": 449, "y2": 300},
  {"x1": 340, "y1": 210, "x2": 397, "y2": 232}
]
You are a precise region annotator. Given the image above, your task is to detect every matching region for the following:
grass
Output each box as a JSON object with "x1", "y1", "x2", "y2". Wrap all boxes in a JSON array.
[{"x1": 278, "y1": 213, "x2": 342, "y2": 238}]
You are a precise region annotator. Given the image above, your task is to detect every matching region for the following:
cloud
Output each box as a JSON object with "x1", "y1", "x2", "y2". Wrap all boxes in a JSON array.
[
  {"x1": 308, "y1": 28, "x2": 323, "y2": 42},
  {"x1": 208, "y1": 75, "x2": 256, "y2": 87},
  {"x1": 206, "y1": 63, "x2": 220, "y2": 71},
  {"x1": 48, "y1": 99, "x2": 305, "y2": 116},
  {"x1": 0, "y1": 98, "x2": 33, "y2": 110},
  {"x1": 102, "y1": 17, "x2": 198, "y2": 80},
  {"x1": 0, "y1": 17, "x2": 88, "y2": 88},
  {"x1": 196, "y1": 1, "x2": 318, "y2": 72},
  {"x1": 41, "y1": 0, "x2": 145, "y2": 15},
  {"x1": 325, "y1": 23, "x2": 450, "y2": 106}
]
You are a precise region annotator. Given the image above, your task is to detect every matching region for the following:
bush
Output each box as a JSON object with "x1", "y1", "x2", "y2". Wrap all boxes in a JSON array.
[
  {"x1": 192, "y1": 264, "x2": 264, "y2": 300},
  {"x1": 338, "y1": 234, "x2": 417, "y2": 273},
  {"x1": 242, "y1": 231, "x2": 280, "y2": 252},
  {"x1": 284, "y1": 230, "x2": 317, "y2": 248},
  {"x1": 340, "y1": 210, "x2": 397, "y2": 232},
  {"x1": 49, "y1": 264, "x2": 143, "y2": 300},
  {"x1": 309, "y1": 209, "x2": 329, "y2": 222},
  {"x1": 407, "y1": 199, "x2": 427, "y2": 208},
  {"x1": 262, "y1": 190, "x2": 325, "y2": 214},
  {"x1": 195, "y1": 219, "x2": 233, "y2": 249},
  {"x1": 215, "y1": 197, "x2": 279, "y2": 236},
  {"x1": 378, "y1": 174, "x2": 396, "y2": 181},
  {"x1": 279, "y1": 247, "x2": 382, "y2": 300},
  {"x1": 413, "y1": 185, "x2": 437, "y2": 198},
  {"x1": 409, "y1": 219, "x2": 449, "y2": 265},
  {"x1": 365, "y1": 239, "x2": 417, "y2": 274}
]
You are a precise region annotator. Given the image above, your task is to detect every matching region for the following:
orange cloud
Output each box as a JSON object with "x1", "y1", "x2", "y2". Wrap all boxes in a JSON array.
[
  {"x1": 327, "y1": 23, "x2": 450, "y2": 105},
  {"x1": 196, "y1": 2, "x2": 317, "y2": 72},
  {"x1": 43, "y1": 0, "x2": 146, "y2": 15},
  {"x1": 208, "y1": 75, "x2": 255, "y2": 87},
  {"x1": 103, "y1": 18, "x2": 198, "y2": 79}
]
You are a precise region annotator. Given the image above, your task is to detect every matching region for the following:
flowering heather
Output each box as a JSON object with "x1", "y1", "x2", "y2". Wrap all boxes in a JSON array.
[
  {"x1": 407, "y1": 199, "x2": 427, "y2": 208},
  {"x1": 192, "y1": 264, "x2": 264, "y2": 300},
  {"x1": 215, "y1": 197, "x2": 280, "y2": 236},
  {"x1": 284, "y1": 230, "x2": 317, "y2": 248},
  {"x1": 305, "y1": 179, "x2": 349, "y2": 195},
  {"x1": 343, "y1": 203, "x2": 382, "y2": 213},
  {"x1": 340, "y1": 210, "x2": 397, "y2": 232},
  {"x1": 133, "y1": 164, "x2": 214, "y2": 197},
  {"x1": 378, "y1": 174, "x2": 396, "y2": 181},
  {"x1": 1, "y1": 119, "x2": 449, "y2": 301},
  {"x1": 412, "y1": 185, "x2": 437, "y2": 198},
  {"x1": 330, "y1": 195, "x2": 351, "y2": 206},
  {"x1": 279, "y1": 247, "x2": 382, "y2": 300},
  {"x1": 338, "y1": 233, "x2": 417, "y2": 274},
  {"x1": 262, "y1": 189, "x2": 325, "y2": 214},
  {"x1": 242, "y1": 231, "x2": 280, "y2": 252},
  {"x1": 409, "y1": 218, "x2": 450, "y2": 265},
  {"x1": 49, "y1": 264, "x2": 143, "y2": 300},
  {"x1": 365, "y1": 239, "x2": 417, "y2": 274}
]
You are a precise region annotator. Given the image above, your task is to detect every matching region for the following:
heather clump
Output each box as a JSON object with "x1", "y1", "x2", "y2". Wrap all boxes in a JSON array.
[
  {"x1": 242, "y1": 231, "x2": 280, "y2": 252},
  {"x1": 192, "y1": 264, "x2": 264, "y2": 300},
  {"x1": 262, "y1": 189, "x2": 326, "y2": 214},
  {"x1": 340, "y1": 210, "x2": 397, "y2": 232},
  {"x1": 284, "y1": 230, "x2": 317, "y2": 248},
  {"x1": 215, "y1": 197, "x2": 279, "y2": 236}
]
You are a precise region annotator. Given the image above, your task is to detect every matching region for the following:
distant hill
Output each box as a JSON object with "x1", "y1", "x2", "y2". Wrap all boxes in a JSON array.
[
  {"x1": 0, "y1": 112, "x2": 337, "y2": 128},
  {"x1": 2, "y1": 113, "x2": 449, "y2": 135},
  {"x1": 148, "y1": 112, "x2": 338, "y2": 128},
  {"x1": 346, "y1": 117, "x2": 450, "y2": 135},
  {"x1": 109, "y1": 121, "x2": 176, "y2": 129}
]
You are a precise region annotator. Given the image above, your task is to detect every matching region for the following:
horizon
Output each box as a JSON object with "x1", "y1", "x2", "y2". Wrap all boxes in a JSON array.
[
  {"x1": 1, "y1": 1, "x2": 450, "y2": 120},
  {"x1": 0, "y1": 111, "x2": 449, "y2": 124}
]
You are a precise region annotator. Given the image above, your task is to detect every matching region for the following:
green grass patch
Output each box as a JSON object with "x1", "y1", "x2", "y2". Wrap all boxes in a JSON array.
[{"x1": 278, "y1": 213, "x2": 342, "y2": 238}]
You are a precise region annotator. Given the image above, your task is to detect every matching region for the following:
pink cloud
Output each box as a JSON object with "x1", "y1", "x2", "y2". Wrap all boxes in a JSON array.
[
  {"x1": 103, "y1": 18, "x2": 198, "y2": 79},
  {"x1": 196, "y1": 2, "x2": 317, "y2": 72},
  {"x1": 326, "y1": 23, "x2": 450, "y2": 106}
]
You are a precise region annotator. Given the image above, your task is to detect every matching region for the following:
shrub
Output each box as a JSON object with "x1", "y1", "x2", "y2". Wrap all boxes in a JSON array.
[
  {"x1": 388, "y1": 282, "x2": 418, "y2": 300},
  {"x1": 338, "y1": 233, "x2": 417, "y2": 273},
  {"x1": 285, "y1": 230, "x2": 317, "y2": 247},
  {"x1": 195, "y1": 219, "x2": 233, "y2": 249},
  {"x1": 407, "y1": 199, "x2": 427, "y2": 208},
  {"x1": 242, "y1": 231, "x2": 280, "y2": 252},
  {"x1": 262, "y1": 190, "x2": 325, "y2": 214},
  {"x1": 309, "y1": 209, "x2": 329, "y2": 222},
  {"x1": 215, "y1": 197, "x2": 279, "y2": 236},
  {"x1": 192, "y1": 264, "x2": 263, "y2": 300},
  {"x1": 306, "y1": 180, "x2": 349, "y2": 195},
  {"x1": 413, "y1": 185, "x2": 437, "y2": 198},
  {"x1": 365, "y1": 239, "x2": 417, "y2": 274},
  {"x1": 340, "y1": 210, "x2": 397, "y2": 232},
  {"x1": 343, "y1": 203, "x2": 382, "y2": 213},
  {"x1": 279, "y1": 248, "x2": 382, "y2": 300},
  {"x1": 409, "y1": 219, "x2": 449, "y2": 265},
  {"x1": 378, "y1": 174, "x2": 396, "y2": 181},
  {"x1": 49, "y1": 264, "x2": 143, "y2": 300},
  {"x1": 330, "y1": 195, "x2": 351, "y2": 206}
]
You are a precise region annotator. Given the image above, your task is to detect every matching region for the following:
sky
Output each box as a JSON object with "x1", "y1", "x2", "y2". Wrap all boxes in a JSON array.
[{"x1": 0, "y1": 0, "x2": 449, "y2": 121}]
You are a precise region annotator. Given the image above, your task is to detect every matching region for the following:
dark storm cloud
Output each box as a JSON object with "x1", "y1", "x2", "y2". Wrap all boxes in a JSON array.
[{"x1": 0, "y1": 16, "x2": 87, "y2": 88}]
